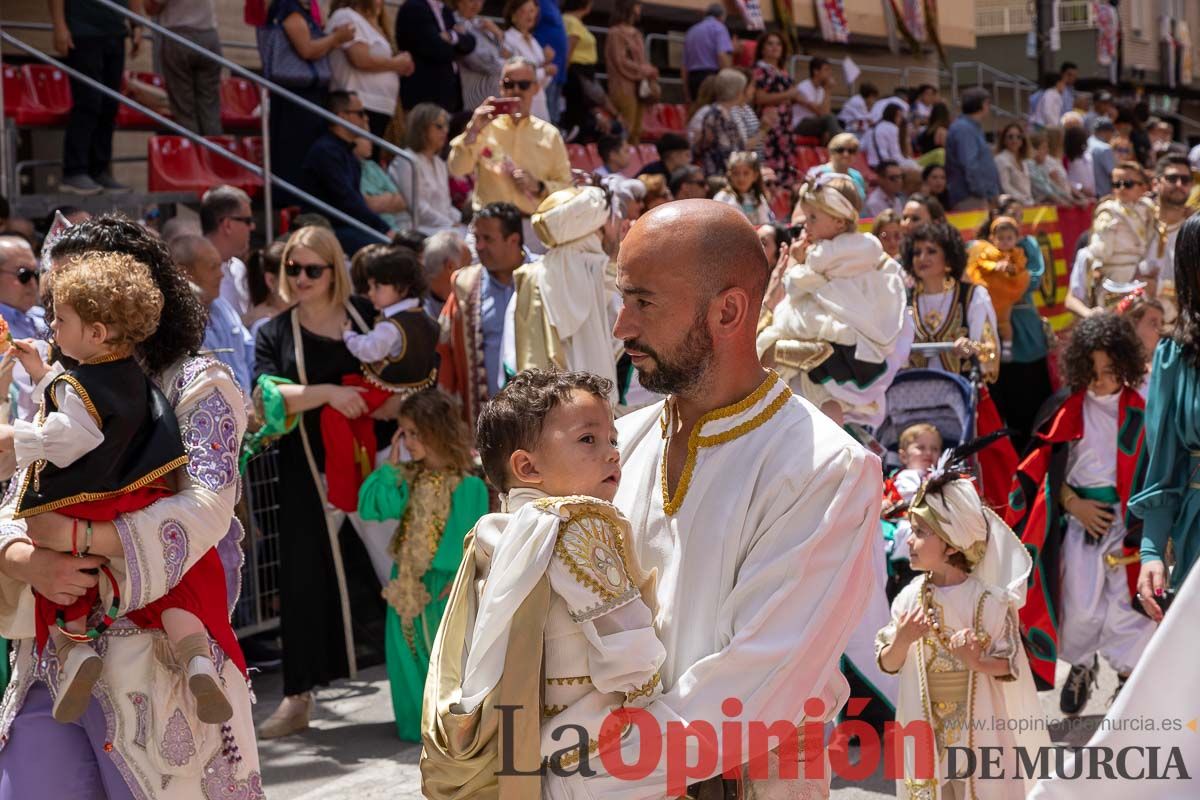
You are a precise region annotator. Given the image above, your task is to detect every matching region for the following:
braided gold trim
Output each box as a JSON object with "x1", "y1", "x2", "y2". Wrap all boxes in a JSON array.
[
  {"x1": 625, "y1": 671, "x2": 660, "y2": 703},
  {"x1": 546, "y1": 675, "x2": 592, "y2": 686},
  {"x1": 543, "y1": 704, "x2": 568, "y2": 718},
  {"x1": 14, "y1": 455, "x2": 189, "y2": 519},
  {"x1": 660, "y1": 373, "x2": 791, "y2": 516},
  {"x1": 49, "y1": 374, "x2": 103, "y2": 429}
]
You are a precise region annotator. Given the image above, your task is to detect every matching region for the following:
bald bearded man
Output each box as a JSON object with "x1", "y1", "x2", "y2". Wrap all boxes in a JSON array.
[{"x1": 546, "y1": 201, "x2": 881, "y2": 798}]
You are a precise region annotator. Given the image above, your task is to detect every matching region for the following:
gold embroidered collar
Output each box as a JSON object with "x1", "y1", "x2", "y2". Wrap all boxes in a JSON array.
[{"x1": 658, "y1": 370, "x2": 792, "y2": 516}]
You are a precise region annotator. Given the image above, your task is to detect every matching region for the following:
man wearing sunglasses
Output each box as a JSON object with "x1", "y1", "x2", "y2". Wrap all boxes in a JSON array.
[
  {"x1": 448, "y1": 56, "x2": 571, "y2": 226},
  {"x1": 1143, "y1": 154, "x2": 1197, "y2": 321},
  {"x1": 0, "y1": 235, "x2": 47, "y2": 421},
  {"x1": 300, "y1": 90, "x2": 395, "y2": 254},
  {"x1": 200, "y1": 185, "x2": 255, "y2": 323}
]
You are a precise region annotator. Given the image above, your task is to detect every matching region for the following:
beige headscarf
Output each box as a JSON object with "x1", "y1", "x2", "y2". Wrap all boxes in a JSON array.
[
  {"x1": 910, "y1": 476, "x2": 1033, "y2": 606},
  {"x1": 798, "y1": 171, "x2": 860, "y2": 221}
]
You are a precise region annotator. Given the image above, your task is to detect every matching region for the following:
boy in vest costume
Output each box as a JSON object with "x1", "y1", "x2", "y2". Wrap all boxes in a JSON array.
[
  {"x1": 343, "y1": 245, "x2": 440, "y2": 394},
  {"x1": 327, "y1": 245, "x2": 441, "y2": 512},
  {"x1": 1006, "y1": 314, "x2": 1155, "y2": 714},
  {"x1": 0, "y1": 252, "x2": 244, "y2": 724},
  {"x1": 421, "y1": 370, "x2": 665, "y2": 798}
]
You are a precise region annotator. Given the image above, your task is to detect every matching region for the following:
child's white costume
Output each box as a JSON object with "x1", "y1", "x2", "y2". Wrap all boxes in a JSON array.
[
  {"x1": 1079, "y1": 196, "x2": 1155, "y2": 308},
  {"x1": 421, "y1": 489, "x2": 665, "y2": 798},
  {"x1": 876, "y1": 478, "x2": 1050, "y2": 800},
  {"x1": 757, "y1": 176, "x2": 908, "y2": 427}
]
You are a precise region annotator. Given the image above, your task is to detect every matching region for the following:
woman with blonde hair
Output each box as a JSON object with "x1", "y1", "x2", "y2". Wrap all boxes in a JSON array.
[
  {"x1": 254, "y1": 225, "x2": 397, "y2": 738},
  {"x1": 692, "y1": 69, "x2": 749, "y2": 177},
  {"x1": 807, "y1": 131, "x2": 868, "y2": 199}
]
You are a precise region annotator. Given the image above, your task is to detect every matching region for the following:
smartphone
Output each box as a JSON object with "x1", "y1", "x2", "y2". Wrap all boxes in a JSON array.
[{"x1": 490, "y1": 97, "x2": 520, "y2": 116}]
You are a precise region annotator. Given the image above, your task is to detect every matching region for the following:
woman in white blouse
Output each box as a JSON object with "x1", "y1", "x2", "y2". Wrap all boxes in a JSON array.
[
  {"x1": 502, "y1": 0, "x2": 555, "y2": 121},
  {"x1": 388, "y1": 103, "x2": 465, "y2": 235},
  {"x1": 865, "y1": 101, "x2": 920, "y2": 184},
  {"x1": 326, "y1": 0, "x2": 414, "y2": 138},
  {"x1": 994, "y1": 122, "x2": 1034, "y2": 205}
]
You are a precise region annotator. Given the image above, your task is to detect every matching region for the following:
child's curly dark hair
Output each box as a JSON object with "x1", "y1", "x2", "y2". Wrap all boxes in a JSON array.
[{"x1": 1060, "y1": 312, "x2": 1146, "y2": 393}]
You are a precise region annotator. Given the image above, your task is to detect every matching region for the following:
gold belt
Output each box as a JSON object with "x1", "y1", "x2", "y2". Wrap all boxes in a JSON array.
[{"x1": 927, "y1": 670, "x2": 969, "y2": 705}]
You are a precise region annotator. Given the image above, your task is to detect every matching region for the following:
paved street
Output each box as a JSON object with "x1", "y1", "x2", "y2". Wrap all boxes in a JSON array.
[{"x1": 256, "y1": 658, "x2": 1122, "y2": 798}]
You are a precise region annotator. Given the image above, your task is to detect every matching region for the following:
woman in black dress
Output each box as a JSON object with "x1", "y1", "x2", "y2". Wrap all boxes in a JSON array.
[{"x1": 254, "y1": 225, "x2": 390, "y2": 737}]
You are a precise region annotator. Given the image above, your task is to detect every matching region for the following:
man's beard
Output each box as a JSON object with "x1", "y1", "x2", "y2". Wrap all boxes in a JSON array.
[
  {"x1": 1162, "y1": 189, "x2": 1189, "y2": 209},
  {"x1": 625, "y1": 312, "x2": 714, "y2": 396}
]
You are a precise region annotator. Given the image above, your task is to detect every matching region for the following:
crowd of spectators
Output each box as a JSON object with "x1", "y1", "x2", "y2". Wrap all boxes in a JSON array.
[{"x1": 11, "y1": 0, "x2": 1200, "y2": 751}]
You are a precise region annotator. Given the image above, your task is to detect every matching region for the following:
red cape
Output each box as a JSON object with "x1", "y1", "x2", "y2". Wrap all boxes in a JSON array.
[{"x1": 1005, "y1": 387, "x2": 1145, "y2": 688}]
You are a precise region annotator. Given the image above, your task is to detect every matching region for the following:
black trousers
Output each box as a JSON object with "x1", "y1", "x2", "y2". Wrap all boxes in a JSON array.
[{"x1": 63, "y1": 36, "x2": 125, "y2": 178}]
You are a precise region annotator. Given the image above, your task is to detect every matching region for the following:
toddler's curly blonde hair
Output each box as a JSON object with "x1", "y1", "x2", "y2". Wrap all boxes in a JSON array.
[{"x1": 51, "y1": 251, "x2": 164, "y2": 347}]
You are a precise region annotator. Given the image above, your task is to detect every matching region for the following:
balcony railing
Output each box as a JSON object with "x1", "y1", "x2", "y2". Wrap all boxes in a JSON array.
[{"x1": 976, "y1": 0, "x2": 1096, "y2": 36}]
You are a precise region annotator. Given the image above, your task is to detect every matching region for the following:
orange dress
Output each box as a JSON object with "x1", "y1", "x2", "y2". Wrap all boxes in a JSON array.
[{"x1": 966, "y1": 240, "x2": 1030, "y2": 341}]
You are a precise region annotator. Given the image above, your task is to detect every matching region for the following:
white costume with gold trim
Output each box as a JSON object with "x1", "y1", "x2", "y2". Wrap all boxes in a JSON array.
[
  {"x1": 876, "y1": 575, "x2": 1046, "y2": 800},
  {"x1": 446, "y1": 490, "x2": 665, "y2": 784},
  {"x1": 1084, "y1": 197, "x2": 1155, "y2": 307},
  {"x1": 560, "y1": 371, "x2": 882, "y2": 798},
  {"x1": 876, "y1": 479, "x2": 1049, "y2": 800}
]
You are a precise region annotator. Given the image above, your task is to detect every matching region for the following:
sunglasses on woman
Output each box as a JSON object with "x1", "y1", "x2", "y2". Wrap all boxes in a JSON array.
[
  {"x1": 501, "y1": 78, "x2": 534, "y2": 91},
  {"x1": 1112, "y1": 179, "x2": 1143, "y2": 189},
  {"x1": 831, "y1": 146, "x2": 858, "y2": 155},
  {"x1": 285, "y1": 261, "x2": 333, "y2": 280},
  {"x1": 0, "y1": 266, "x2": 39, "y2": 284}
]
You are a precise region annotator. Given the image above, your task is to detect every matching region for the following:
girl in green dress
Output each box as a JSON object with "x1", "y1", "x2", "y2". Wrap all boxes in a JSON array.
[{"x1": 359, "y1": 389, "x2": 488, "y2": 740}]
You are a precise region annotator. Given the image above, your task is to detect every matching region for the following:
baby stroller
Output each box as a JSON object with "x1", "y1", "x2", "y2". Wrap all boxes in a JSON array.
[
  {"x1": 873, "y1": 355, "x2": 980, "y2": 601},
  {"x1": 875, "y1": 365, "x2": 977, "y2": 471}
]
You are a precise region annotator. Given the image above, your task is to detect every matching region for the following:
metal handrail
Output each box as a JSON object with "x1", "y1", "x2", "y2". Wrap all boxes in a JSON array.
[
  {"x1": 0, "y1": 19, "x2": 257, "y2": 51},
  {"x1": 88, "y1": 0, "x2": 416, "y2": 234},
  {"x1": 0, "y1": 31, "x2": 389, "y2": 244}
]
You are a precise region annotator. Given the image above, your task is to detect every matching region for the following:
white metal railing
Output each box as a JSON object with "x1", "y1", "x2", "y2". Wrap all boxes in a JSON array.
[{"x1": 976, "y1": 0, "x2": 1096, "y2": 36}]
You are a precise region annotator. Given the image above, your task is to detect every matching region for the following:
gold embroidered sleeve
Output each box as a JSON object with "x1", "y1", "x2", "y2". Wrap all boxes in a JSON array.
[
  {"x1": 547, "y1": 503, "x2": 640, "y2": 624},
  {"x1": 978, "y1": 591, "x2": 1021, "y2": 682}
]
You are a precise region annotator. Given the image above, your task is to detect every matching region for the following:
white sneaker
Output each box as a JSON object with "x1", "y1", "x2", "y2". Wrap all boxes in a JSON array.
[
  {"x1": 187, "y1": 656, "x2": 233, "y2": 724},
  {"x1": 53, "y1": 644, "x2": 103, "y2": 723}
]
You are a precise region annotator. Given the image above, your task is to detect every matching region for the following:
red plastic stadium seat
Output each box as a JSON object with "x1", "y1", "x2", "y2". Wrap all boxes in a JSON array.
[
  {"x1": 242, "y1": 136, "x2": 264, "y2": 166},
  {"x1": 851, "y1": 150, "x2": 876, "y2": 185},
  {"x1": 147, "y1": 135, "x2": 220, "y2": 196},
  {"x1": 220, "y1": 77, "x2": 261, "y2": 130},
  {"x1": 199, "y1": 136, "x2": 262, "y2": 197},
  {"x1": 665, "y1": 104, "x2": 688, "y2": 131},
  {"x1": 2, "y1": 65, "x2": 29, "y2": 121},
  {"x1": 795, "y1": 135, "x2": 821, "y2": 147},
  {"x1": 639, "y1": 104, "x2": 667, "y2": 142},
  {"x1": 567, "y1": 143, "x2": 593, "y2": 172},
  {"x1": 20, "y1": 64, "x2": 72, "y2": 126},
  {"x1": 794, "y1": 146, "x2": 824, "y2": 175},
  {"x1": 117, "y1": 71, "x2": 169, "y2": 128}
]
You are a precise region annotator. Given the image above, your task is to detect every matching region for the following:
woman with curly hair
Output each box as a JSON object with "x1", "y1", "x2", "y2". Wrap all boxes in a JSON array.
[
  {"x1": 0, "y1": 216, "x2": 261, "y2": 798},
  {"x1": 1130, "y1": 215, "x2": 1200, "y2": 619},
  {"x1": 1006, "y1": 313, "x2": 1154, "y2": 711},
  {"x1": 901, "y1": 221, "x2": 1000, "y2": 382}
]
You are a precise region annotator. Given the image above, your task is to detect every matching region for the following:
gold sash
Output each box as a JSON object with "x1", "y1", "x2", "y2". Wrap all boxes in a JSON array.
[{"x1": 421, "y1": 533, "x2": 550, "y2": 799}]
